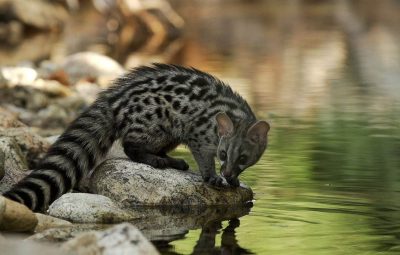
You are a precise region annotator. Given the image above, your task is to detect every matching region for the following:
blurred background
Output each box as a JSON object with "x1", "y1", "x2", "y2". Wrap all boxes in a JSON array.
[{"x1": 1, "y1": 0, "x2": 400, "y2": 254}]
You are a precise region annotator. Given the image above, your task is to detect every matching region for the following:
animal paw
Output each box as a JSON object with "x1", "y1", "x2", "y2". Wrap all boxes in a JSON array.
[
  {"x1": 205, "y1": 175, "x2": 224, "y2": 187},
  {"x1": 169, "y1": 158, "x2": 189, "y2": 171},
  {"x1": 226, "y1": 177, "x2": 240, "y2": 187},
  {"x1": 147, "y1": 156, "x2": 170, "y2": 169}
]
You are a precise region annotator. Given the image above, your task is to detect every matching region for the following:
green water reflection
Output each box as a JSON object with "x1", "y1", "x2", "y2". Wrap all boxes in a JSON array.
[
  {"x1": 163, "y1": 1, "x2": 400, "y2": 254},
  {"x1": 2, "y1": 0, "x2": 400, "y2": 253}
]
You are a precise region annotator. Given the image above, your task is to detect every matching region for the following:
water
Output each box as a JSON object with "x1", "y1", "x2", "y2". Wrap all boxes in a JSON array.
[
  {"x1": 4, "y1": 0, "x2": 400, "y2": 254},
  {"x1": 163, "y1": 1, "x2": 400, "y2": 254}
]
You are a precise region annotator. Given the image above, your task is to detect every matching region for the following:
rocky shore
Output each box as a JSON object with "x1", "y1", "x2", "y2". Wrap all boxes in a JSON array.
[{"x1": 0, "y1": 52, "x2": 253, "y2": 254}]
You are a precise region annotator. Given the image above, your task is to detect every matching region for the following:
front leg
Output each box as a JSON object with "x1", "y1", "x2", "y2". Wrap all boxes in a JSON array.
[{"x1": 191, "y1": 148, "x2": 224, "y2": 187}]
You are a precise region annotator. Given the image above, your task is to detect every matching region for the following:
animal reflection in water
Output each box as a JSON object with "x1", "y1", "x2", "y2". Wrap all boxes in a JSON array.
[{"x1": 192, "y1": 218, "x2": 253, "y2": 255}]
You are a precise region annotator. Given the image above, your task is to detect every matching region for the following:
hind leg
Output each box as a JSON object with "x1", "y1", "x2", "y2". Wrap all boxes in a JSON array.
[
  {"x1": 156, "y1": 143, "x2": 189, "y2": 171},
  {"x1": 122, "y1": 140, "x2": 169, "y2": 168},
  {"x1": 122, "y1": 132, "x2": 188, "y2": 170}
]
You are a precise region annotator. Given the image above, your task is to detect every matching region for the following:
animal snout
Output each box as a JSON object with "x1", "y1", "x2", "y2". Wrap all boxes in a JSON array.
[{"x1": 222, "y1": 171, "x2": 233, "y2": 178}]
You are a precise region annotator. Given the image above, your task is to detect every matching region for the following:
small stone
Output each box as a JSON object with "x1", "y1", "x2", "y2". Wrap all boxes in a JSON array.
[
  {"x1": 48, "y1": 193, "x2": 138, "y2": 223},
  {"x1": 34, "y1": 213, "x2": 73, "y2": 233},
  {"x1": 0, "y1": 137, "x2": 29, "y2": 193},
  {"x1": 32, "y1": 79, "x2": 72, "y2": 97},
  {"x1": 0, "y1": 66, "x2": 38, "y2": 86},
  {"x1": 89, "y1": 159, "x2": 253, "y2": 207},
  {"x1": 0, "y1": 107, "x2": 26, "y2": 128},
  {"x1": 0, "y1": 195, "x2": 38, "y2": 232},
  {"x1": 61, "y1": 223, "x2": 160, "y2": 255},
  {"x1": 0, "y1": 85, "x2": 49, "y2": 110},
  {"x1": 0, "y1": 127, "x2": 50, "y2": 169},
  {"x1": 59, "y1": 52, "x2": 125, "y2": 86}
]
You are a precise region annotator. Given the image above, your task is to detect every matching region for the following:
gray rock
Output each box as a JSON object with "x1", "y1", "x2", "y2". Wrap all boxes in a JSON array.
[
  {"x1": 31, "y1": 79, "x2": 72, "y2": 97},
  {"x1": 0, "y1": 86, "x2": 50, "y2": 110},
  {"x1": 0, "y1": 195, "x2": 38, "y2": 232},
  {"x1": 89, "y1": 159, "x2": 253, "y2": 207},
  {"x1": 61, "y1": 223, "x2": 159, "y2": 255},
  {"x1": 0, "y1": 127, "x2": 50, "y2": 170},
  {"x1": 34, "y1": 213, "x2": 73, "y2": 233},
  {"x1": 0, "y1": 107, "x2": 26, "y2": 128},
  {"x1": 4, "y1": 94, "x2": 87, "y2": 129},
  {"x1": 48, "y1": 193, "x2": 138, "y2": 224},
  {"x1": 0, "y1": 66, "x2": 38, "y2": 86},
  {"x1": 0, "y1": 137, "x2": 29, "y2": 193},
  {"x1": 59, "y1": 52, "x2": 125, "y2": 86}
]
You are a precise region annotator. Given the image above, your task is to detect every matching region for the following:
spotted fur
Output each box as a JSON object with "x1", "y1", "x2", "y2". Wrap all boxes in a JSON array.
[{"x1": 3, "y1": 64, "x2": 269, "y2": 212}]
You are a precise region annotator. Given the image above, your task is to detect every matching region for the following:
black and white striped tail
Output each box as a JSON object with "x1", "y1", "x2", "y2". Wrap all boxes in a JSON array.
[{"x1": 3, "y1": 102, "x2": 116, "y2": 212}]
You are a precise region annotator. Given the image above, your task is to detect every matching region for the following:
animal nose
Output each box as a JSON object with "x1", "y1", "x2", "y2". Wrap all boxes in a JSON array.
[{"x1": 222, "y1": 171, "x2": 232, "y2": 178}]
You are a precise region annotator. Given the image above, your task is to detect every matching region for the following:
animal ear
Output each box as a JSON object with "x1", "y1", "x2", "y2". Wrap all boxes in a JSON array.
[
  {"x1": 247, "y1": 121, "x2": 270, "y2": 144},
  {"x1": 215, "y1": 112, "x2": 234, "y2": 137}
]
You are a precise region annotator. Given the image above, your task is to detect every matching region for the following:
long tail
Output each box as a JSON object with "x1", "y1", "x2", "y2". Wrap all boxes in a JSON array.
[{"x1": 3, "y1": 99, "x2": 117, "y2": 212}]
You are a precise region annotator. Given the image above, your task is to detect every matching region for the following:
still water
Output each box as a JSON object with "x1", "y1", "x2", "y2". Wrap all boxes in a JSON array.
[
  {"x1": 164, "y1": 1, "x2": 400, "y2": 254},
  {"x1": 4, "y1": 0, "x2": 400, "y2": 254}
]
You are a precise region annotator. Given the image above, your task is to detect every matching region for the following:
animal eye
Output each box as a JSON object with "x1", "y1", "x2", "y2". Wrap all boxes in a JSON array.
[
  {"x1": 219, "y1": 151, "x2": 227, "y2": 161},
  {"x1": 238, "y1": 155, "x2": 247, "y2": 165}
]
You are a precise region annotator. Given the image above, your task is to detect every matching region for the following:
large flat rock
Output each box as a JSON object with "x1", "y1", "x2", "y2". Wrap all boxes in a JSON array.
[{"x1": 89, "y1": 159, "x2": 253, "y2": 207}]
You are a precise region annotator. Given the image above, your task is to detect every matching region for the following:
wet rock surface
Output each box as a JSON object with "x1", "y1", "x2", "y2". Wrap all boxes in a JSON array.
[
  {"x1": 31, "y1": 202, "x2": 251, "y2": 243},
  {"x1": 90, "y1": 159, "x2": 254, "y2": 207},
  {"x1": 61, "y1": 223, "x2": 160, "y2": 255},
  {"x1": 0, "y1": 195, "x2": 38, "y2": 232},
  {"x1": 34, "y1": 213, "x2": 72, "y2": 233}
]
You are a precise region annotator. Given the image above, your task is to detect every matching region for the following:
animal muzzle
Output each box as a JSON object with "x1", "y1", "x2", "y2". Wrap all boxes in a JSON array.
[
  {"x1": 221, "y1": 170, "x2": 239, "y2": 187},
  {"x1": 221, "y1": 170, "x2": 233, "y2": 179}
]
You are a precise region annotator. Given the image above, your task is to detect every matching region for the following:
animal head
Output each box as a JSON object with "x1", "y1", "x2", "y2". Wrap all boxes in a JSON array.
[{"x1": 216, "y1": 112, "x2": 270, "y2": 187}]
